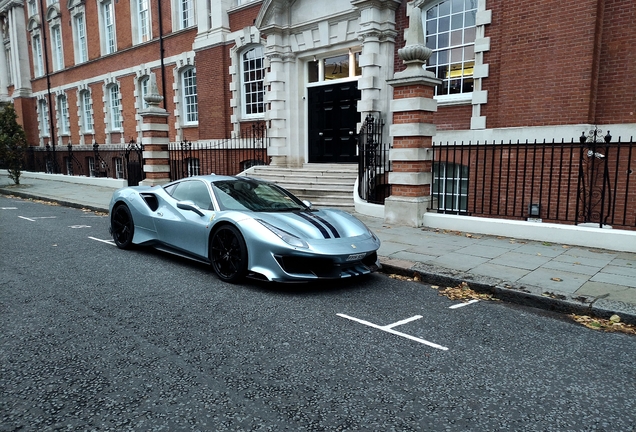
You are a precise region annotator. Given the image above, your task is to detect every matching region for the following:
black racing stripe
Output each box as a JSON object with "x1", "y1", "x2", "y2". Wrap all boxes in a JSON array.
[
  {"x1": 294, "y1": 211, "x2": 330, "y2": 239},
  {"x1": 309, "y1": 213, "x2": 341, "y2": 238}
]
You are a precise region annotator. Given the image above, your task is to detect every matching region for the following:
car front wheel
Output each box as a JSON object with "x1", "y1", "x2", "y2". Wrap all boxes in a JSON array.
[
  {"x1": 111, "y1": 204, "x2": 135, "y2": 249},
  {"x1": 209, "y1": 225, "x2": 248, "y2": 283}
]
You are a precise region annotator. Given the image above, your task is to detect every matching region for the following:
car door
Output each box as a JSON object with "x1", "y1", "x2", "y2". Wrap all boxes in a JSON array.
[{"x1": 154, "y1": 179, "x2": 214, "y2": 258}]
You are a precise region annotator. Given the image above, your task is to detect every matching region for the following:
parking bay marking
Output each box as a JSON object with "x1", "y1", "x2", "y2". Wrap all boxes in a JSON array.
[
  {"x1": 449, "y1": 299, "x2": 479, "y2": 309},
  {"x1": 89, "y1": 236, "x2": 116, "y2": 246},
  {"x1": 18, "y1": 216, "x2": 57, "y2": 222},
  {"x1": 337, "y1": 313, "x2": 449, "y2": 351}
]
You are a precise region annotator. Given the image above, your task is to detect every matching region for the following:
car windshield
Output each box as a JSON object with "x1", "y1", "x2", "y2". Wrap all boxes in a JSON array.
[{"x1": 211, "y1": 179, "x2": 307, "y2": 212}]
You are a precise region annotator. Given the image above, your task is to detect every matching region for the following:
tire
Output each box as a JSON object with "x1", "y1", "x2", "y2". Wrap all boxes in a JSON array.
[
  {"x1": 209, "y1": 225, "x2": 248, "y2": 283},
  {"x1": 111, "y1": 204, "x2": 135, "y2": 249}
]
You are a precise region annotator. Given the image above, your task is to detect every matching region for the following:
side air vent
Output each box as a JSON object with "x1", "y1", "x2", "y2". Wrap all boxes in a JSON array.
[{"x1": 140, "y1": 193, "x2": 159, "y2": 211}]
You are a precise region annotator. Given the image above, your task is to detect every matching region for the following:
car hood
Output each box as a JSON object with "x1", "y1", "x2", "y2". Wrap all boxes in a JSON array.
[{"x1": 254, "y1": 208, "x2": 369, "y2": 240}]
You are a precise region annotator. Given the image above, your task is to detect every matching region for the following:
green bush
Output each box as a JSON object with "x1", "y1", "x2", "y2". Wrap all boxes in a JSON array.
[{"x1": 0, "y1": 103, "x2": 28, "y2": 185}]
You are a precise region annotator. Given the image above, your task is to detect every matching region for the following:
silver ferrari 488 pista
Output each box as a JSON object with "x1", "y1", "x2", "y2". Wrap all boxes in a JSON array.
[{"x1": 109, "y1": 175, "x2": 381, "y2": 283}]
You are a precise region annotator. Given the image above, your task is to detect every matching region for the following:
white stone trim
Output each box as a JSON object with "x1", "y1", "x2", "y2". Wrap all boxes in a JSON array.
[
  {"x1": 389, "y1": 147, "x2": 433, "y2": 161},
  {"x1": 142, "y1": 150, "x2": 169, "y2": 158},
  {"x1": 391, "y1": 97, "x2": 437, "y2": 113},
  {"x1": 388, "y1": 171, "x2": 432, "y2": 185},
  {"x1": 390, "y1": 123, "x2": 437, "y2": 137}
]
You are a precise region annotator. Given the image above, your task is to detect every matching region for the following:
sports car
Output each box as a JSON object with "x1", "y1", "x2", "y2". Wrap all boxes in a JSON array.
[{"x1": 108, "y1": 175, "x2": 381, "y2": 283}]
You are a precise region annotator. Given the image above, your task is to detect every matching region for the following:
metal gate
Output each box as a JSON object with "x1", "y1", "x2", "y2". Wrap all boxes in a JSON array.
[
  {"x1": 357, "y1": 114, "x2": 390, "y2": 204},
  {"x1": 576, "y1": 127, "x2": 612, "y2": 227},
  {"x1": 125, "y1": 139, "x2": 144, "y2": 186}
]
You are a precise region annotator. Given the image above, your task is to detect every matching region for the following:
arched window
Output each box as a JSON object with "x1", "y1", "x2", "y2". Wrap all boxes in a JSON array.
[
  {"x1": 181, "y1": 67, "x2": 198, "y2": 124},
  {"x1": 241, "y1": 45, "x2": 265, "y2": 118},
  {"x1": 423, "y1": 0, "x2": 477, "y2": 97}
]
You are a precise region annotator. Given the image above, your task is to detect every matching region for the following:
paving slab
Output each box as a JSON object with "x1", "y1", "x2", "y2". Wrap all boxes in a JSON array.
[
  {"x1": 456, "y1": 244, "x2": 510, "y2": 259},
  {"x1": 590, "y1": 272, "x2": 636, "y2": 289},
  {"x1": 489, "y1": 251, "x2": 551, "y2": 271},
  {"x1": 468, "y1": 262, "x2": 530, "y2": 282},
  {"x1": 576, "y1": 282, "x2": 636, "y2": 304},
  {"x1": 518, "y1": 268, "x2": 591, "y2": 294},
  {"x1": 427, "y1": 252, "x2": 490, "y2": 272}
]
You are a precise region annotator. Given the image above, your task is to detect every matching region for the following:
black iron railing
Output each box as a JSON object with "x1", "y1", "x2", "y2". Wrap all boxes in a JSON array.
[
  {"x1": 432, "y1": 132, "x2": 636, "y2": 229},
  {"x1": 358, "y1": 114, "x2": 390, "y2": 204},
  {"x1": 24, "y1": 142, "x2": 144, "y2": 183},
  {"x1": 169, "y1": 122, "x2": 269, "y2": 180}
]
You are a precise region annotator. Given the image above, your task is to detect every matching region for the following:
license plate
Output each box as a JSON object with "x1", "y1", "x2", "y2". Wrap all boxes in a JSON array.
[{"x1": 346, "y1": 253, "x2": 366, "y2": 261}]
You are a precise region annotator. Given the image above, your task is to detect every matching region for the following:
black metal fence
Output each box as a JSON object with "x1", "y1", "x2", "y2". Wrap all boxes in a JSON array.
[
  {"x1": 358, "y1": 114, "x2": 391, "y2": 204},
  {"x1": 432, "y1": 130, "x2": 636, "y2": 230},
  {"x1": 23, "y1": 140, "x2": 145, "y2": 185},
  {"x1": 169, "y1": 123, "x2": 269, "y2": 180}
]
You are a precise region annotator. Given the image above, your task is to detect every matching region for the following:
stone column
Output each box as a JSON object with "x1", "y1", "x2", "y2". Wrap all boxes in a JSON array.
[
  {"x1": 263, "y1": 35, "x2": 291, "y2": 167},
  {"x1": 384, "y1": 2, "x2": 440, "y2": 226},
  {"x1": 139, "y1": 73, "x2": 171, "y2": 186}
]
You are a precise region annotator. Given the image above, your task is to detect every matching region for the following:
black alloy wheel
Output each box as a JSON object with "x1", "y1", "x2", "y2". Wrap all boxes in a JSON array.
[
  {"x1": 111, "y1": 204, "x2": 135, "y2": 249},
  {"x1": 210, "y1": 225, "x2": 248, "y2": 283}
]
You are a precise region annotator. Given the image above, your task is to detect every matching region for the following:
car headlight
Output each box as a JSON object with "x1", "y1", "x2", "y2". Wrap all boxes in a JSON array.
[{"x1": 257, "y1": 220, "x2": 309, "y2": 249}]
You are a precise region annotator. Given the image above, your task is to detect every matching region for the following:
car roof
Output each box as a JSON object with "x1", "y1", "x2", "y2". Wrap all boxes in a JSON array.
[{"x1": 172, "y1": 175, "x2": 267, "y2": 184}]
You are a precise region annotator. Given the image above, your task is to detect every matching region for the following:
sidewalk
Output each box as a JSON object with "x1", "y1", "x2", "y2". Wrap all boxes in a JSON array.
[{"x1": 2, "y1": 173, "x2": 636, "y2": 324}]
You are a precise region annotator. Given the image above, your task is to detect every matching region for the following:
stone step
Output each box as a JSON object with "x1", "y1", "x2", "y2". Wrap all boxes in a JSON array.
[{"x1": 241, "y1": 163, "x2": 358, "y2": 210}]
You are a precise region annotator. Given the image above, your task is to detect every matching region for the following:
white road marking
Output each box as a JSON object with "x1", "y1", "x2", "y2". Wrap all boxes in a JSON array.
[
  {"x1": 337, "y1": 313, "x2": 449, "y2": 351},
  {"x1": 32, "y1": 216, "x2": 57, "y2": 219},
  {"x1": 18, "y1": 216, "x2": 35, "y2": 221},
  {"x1": 89, "y1": 236, "x2": 116, "y2": 246},
  {"x1": 1, "y1": 207, "x2": 18, "y2": 210},
  {"x1": 69, "y1": 225, "x2": 92, "y2": 229},
  {"x1": 384, "y1": 315, "x2": 424, "y2": 329},
  {"x1": 449, "y1": 300, "x2": 479, "y2": 309}
]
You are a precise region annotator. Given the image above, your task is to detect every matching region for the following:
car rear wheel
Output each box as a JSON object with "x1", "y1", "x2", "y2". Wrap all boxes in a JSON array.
[
  {"x1": 210, "y1": 225, "x2": 248, "y2": 283},
  {"x1": 111, "y1": 204, "x2": 135, "y2": 249}
]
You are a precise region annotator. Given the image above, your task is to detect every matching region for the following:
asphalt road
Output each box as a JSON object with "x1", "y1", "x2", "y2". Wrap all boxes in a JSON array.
[{"x1": 1, "y1": 195, "x2": 635, "y2": 431}]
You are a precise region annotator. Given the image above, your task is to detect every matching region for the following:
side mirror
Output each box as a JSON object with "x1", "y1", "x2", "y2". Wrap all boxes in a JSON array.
[
  {"x1": 302, "y1": 200, "x2": 312, "y2": 209},
  {"x1": 177, "y1": 200, "x2": 205, "y2": 216}
]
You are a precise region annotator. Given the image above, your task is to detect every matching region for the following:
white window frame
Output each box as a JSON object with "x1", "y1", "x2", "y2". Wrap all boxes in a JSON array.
[
  {"x1": 240, "y1": 45, "x2": 265, "y2": 118},
  {"x1": 422, "y1": 0, "x2": 477, "y2": 101},
  {"x1": 178, "y1": 0, "x2": 195, "y2": 30},
  {"x1": 80, "y1": 90, "x2": 94, "y2": 133},
  {"x1": 32, "y1": 34, "x2": 44, "y2": 77},
  {"x1": 108, "y1": 84, "x2": 123, "y2": 131},
  {"x1": 139, "y1": 76, "x2": 149, "y2": 110},
  {"x1": 433, "y1": 162, "x2": 469, "y2": 213},
  {"x1": 72, "y1": 12, "x2": 88, "y2": 64},
  {"x1": 88, "y1": 157, "x2": 96, "y2": 177},
  {"x1": 181, "y1": 67, "x2": 198, "y2": 125},
  {"x1": 38, "y1": 99, "x2": 49, "y2": 137},
  {"x1": 57, "y1": 94, "x2": 70, "y2": 135},
  {"x1": 99, "y1": 0, "x2": 117, "y2": 55},
  {"x1": 51, "y1": 24, "x2": 64, "y2": 71},
  {"x1": 131, "y1": 0, "x2": 151, "y2": 44},
  {"x1": 28, "y1": 0, "x2": 37, "y2": 17},
  {"x1": 114, "y1": 157, "x2": 124, "y2": 179}
]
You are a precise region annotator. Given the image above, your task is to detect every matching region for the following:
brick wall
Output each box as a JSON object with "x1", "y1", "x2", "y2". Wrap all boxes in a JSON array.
[
  {"x1": 195, "y1": 46, "x2": 232, "y2": 139},
  {"x1": 229, "y1": 3, "x2": 263, "y2": 31},
  {"x1": 595, "y1": 0, "x2": 636, "y2": 126},
  {"x1": 482, "y1": 0, "x2": 601, "y2": 128}
]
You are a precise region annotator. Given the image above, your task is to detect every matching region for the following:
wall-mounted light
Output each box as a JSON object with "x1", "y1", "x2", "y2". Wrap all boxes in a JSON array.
[
  {"x1": 313, "y1": 55, "x2": 317, "y2": 62},
  {"x1": 528, "y1": 203, "x2": 540, "y2": 217}
]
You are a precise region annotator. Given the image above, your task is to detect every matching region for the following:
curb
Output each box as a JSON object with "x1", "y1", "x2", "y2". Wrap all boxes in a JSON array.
[
  {"x1": 379, "y1": 260, "x2": 636, "y2": 326},
  {"x1": 0, "y1": 188, "x2": 109, "y2": 214}
]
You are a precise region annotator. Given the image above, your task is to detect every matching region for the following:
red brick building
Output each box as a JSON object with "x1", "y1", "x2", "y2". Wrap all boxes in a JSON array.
[{"x1": 0, "y1": 0, "x2": 634, "y2": 227}]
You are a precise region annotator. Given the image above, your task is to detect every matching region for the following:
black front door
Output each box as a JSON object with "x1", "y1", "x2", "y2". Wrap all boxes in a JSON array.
[{"x1": 308, "y1": 82, "x2": 361, "y2": 163}]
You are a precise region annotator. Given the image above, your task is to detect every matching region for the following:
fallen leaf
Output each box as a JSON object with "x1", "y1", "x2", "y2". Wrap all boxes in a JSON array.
[
  {"x1": 437, "y1": 281, "x2": 499, "y2": 302},
  {"x1": 570, "y1": 314, "x2": 636, "y2": 334},
  {"x1": 562, "y1": 245, "x2": 571, "y2": 249},
  {"x1": 551, "y1": 277, "x2": 563, "y2": 282},
  {"x1": 610, "y1": 315, "x2": 621, "y2": 323}
]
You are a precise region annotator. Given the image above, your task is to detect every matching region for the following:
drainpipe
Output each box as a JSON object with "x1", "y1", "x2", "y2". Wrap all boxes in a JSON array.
[
  {"x1": 38, "y1": 0, "x2": 57, "y2": 173},
  {"x1": 157, "y1": 0, "x2": 166, "y2": 109}
]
